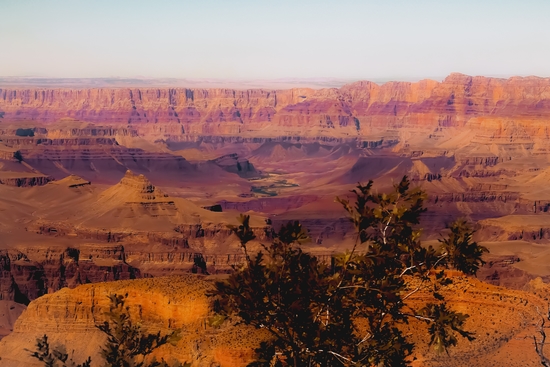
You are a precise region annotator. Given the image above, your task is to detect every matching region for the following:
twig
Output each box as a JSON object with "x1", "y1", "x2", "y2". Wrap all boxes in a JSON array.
[
  {"x1": 402, "y1": 287, "x2": 421, "y2": 301},
  {"x1": 325, "y1": 350, "x2": 358, "y2": 365},
  {"x1": 404, "y1": 314, "x2": 434, "y2": 323}
]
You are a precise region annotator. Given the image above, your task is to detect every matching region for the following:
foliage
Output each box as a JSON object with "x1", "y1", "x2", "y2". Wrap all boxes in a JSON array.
[
  {"x1": 28, "y1": 334, "x2": 91, "y2": 367},
  {"x1": 30, "y1": 294, "x2": 188, "y2": 367},
  {"x1": 13, "y1": 150, "x2": 23, "y2": 162},
  {"x1": 213, "y1": 176, "x2": 488, "y2": 367},
  {"x1": 98, "y1": 293, "x2": 184, "y2": 367},
  {"x1": 439, "y1": 219, "x2": 488, "y2": 275},
  {"x1": 421, "y1": 303, "x2": 474, "y2": 354}
]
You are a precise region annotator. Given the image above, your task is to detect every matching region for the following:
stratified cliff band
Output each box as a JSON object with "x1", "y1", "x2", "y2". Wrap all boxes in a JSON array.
[{"x1": 1, "y1": 73, "x2": 550, "y2": 138}]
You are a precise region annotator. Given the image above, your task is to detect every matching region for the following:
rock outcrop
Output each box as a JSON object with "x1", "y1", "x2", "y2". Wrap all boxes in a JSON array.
[
  {"x1": 211, "y1": 153, "x2": 259, "y2": 178},
  {"x1": 0, "y1": 275, "x2": 548, "y2": 367},
  {"x1": 0, "y1": 276, "x2": 263, "y2": 367},
  {"x1": 2, "y1": 74, "x2": 550, "y2": 138},
  {"x1": 0, "y1": 174, "x2": 52, "y2": 187},
  {"x1": 0, "y1": 247, "x2": 140, "y2": 304}
]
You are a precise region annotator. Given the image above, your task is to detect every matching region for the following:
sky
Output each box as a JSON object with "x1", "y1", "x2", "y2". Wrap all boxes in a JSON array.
[{"x1": 1, "y1": 0, "x2": 550, "y2": 81}]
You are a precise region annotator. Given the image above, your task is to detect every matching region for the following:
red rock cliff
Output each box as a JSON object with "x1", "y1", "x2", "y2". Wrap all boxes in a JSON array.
[{"x1": 2, "y1": 73, "x2": 550, "y2": 137}]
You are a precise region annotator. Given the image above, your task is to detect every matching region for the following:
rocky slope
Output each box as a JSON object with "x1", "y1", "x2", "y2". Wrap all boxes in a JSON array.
[
  {"x1": 0, "y1": 170, "x2": 270, "y2": 303},
  {"x1": 0, "y1": 276, "x2": 262, "y2": 367},
  {"x1": 24, "y1": 170, "x2": 267, "y2": 252},
  {"x1": 0, "y1": 301, "x2": 25, "y2": 340},
  {"x1": 0, "y1": 275, "x2": 548, "y2": 367}
]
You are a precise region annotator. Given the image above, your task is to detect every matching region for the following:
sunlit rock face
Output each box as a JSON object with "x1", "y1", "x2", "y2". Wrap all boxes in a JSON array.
[
  {"x1": 0, "y1": 275, "x2": 548, "y2": 367},
  {"x1": 1, "y1": 73, "x2": 550, "y2": 138}
]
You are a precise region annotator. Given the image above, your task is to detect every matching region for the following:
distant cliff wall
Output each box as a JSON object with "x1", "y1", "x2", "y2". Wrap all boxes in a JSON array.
[{"x1": 2, "y1": 74, "x2": 550, "y2": 137}]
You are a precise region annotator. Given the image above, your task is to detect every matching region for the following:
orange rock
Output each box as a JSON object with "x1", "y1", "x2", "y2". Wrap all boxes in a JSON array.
[{"x1": 0, "y1": 275, "x2": 548, "y2": 367}]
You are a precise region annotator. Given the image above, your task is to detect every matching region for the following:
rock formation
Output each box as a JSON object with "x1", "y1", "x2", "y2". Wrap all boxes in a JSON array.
[
  {"x1": 0, "y1": 275, "x2": 548, "y2": 367},
  {"x1": 0, "y1": 301, "x2": 25, "y2": 340},
  {"x1": 211, "y1": 153, "x2": 259, "y2": 178},
  {"x1": 0, "y1": 246, "x2": 140, "y2": 304},
  {"x1": 0, "y1": 175, "x2": 52, "y2": 187},
  {"x1": 1, "y1": 73, "x2": 550, "y2": 139},
  {"x1": 3, "y1": 73, "x2": 550, "y2": 329}
]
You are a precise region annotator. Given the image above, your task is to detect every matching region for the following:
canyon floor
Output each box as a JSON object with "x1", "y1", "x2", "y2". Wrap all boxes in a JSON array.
[{"x1": 2, "y1": 74, "x2": 550, "y2": 365}]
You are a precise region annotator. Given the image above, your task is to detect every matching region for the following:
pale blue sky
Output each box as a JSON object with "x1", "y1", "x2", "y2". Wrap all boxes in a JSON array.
[{"x1": 1, "y1": 0, "x2": 549, "y2": 80}]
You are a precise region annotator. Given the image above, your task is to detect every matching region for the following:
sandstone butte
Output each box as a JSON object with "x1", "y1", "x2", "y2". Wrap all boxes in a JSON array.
[
  {"x1": 1, "y1": 73, "x2": 550, "y2": 140},
  {"x1": 0, "y1": 274, "x2": 550, "y2": 367}
]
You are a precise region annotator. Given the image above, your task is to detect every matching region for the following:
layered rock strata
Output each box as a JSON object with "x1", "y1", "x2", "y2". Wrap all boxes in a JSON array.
[
  {"x1": 0, "y1": 275, "x2": 548, "y2": 367},
  {"x1": 1, "y1": 73, "x2": 550, "y2": 138},
  {"x1": 0, "y1": 247, "x2": 140, "y2": 304},
  {"x1": 0, "y1": 175, "x2": 52, "y2": 187}
]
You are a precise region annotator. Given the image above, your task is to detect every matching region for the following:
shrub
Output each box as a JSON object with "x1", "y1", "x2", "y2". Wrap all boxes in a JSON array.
[
  {"x1": 213, "y1": 176, "x2": 486, "y2": 367},
  {"x1": 30, "y1": 294, "x2": 187, "y2": 367},
  {"x1": 439, "y1": 219, "x2": 488, "y2": 275}
]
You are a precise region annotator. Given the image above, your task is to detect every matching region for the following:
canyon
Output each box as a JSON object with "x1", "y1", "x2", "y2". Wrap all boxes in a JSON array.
[
  {"x1": 1, "y1": 74, "x2": 550, "y2": 291},
  {"x1": 2, "y1": 73, "x2": 550, "y2": 365}
]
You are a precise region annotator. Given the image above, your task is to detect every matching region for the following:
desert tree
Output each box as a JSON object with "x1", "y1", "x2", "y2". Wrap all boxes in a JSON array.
[
  {"x1": 213, "y1": 176, "x2": 487, "y2": 367},
  {"x1": 30, "y1": 293, "x2": 187, "y2": 367},
  {"x1": 438, "y1": 218, "x2": 487, "y2": 276}
]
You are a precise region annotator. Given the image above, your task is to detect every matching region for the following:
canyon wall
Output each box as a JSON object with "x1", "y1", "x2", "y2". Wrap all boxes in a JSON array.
[
  {"x1": 1, "y1": 73, "x2": 550, "y2": 137},
  {"x1": 0, "y1": 246, "x2": 140, "y2": 304}
]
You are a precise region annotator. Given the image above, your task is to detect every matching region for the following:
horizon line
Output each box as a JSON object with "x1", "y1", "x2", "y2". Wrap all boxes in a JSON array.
[{"x1": 0, "y1": 72, "x2": 548, "y2": 90}]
